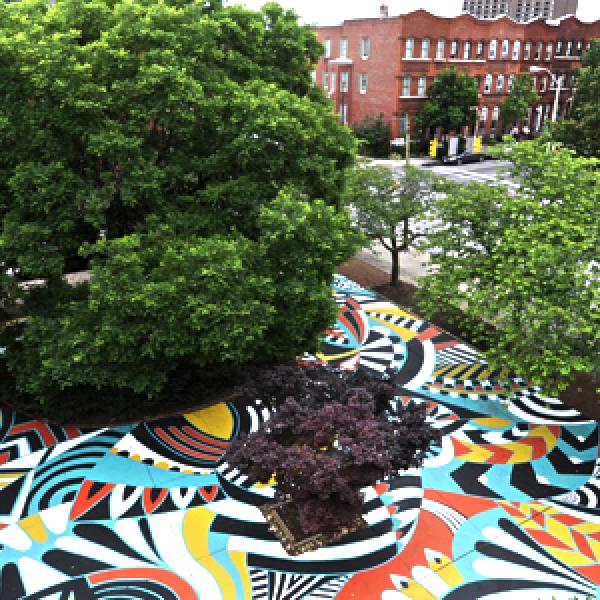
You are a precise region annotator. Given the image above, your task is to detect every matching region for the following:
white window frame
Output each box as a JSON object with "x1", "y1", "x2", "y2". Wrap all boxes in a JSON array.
[
  {"x1": 496, "y1": 74, "x2": 504, "y2": 92},
  {"x1": 501, "y1": 39, "x2": 509, "y2": 60},
  {"x1": 400, "y1": 113, "x2": 409, "y2": 133},
  {"x1": 340, "y1": 71, "x2": 349, "y2": 93},
  {"x1": 512, "y1": 40, "x2": 520, "y2": 61},
  {"x1": 508, "y1": 74, "x2": 515, "y2": 92},
  {"x1": 330, "y1": 72, "x2": 336, "y2": 94},
  {"x1": 417, "y1": 76, "x2": 426, "y2": 97},
  {"x1": 491, "y1": 106, "x2": 499, "y2": 130},
  {"x1": 323, "y1": 39, "x2": 331, "y2": 58},
  {"x1": 359, "y1": 73, "x2": 368, "y2": 94},
  {"x1": 340, "y1": 38, "x2": 348, "y2": 59},
  {"x1": 535, "y1": 41, "x2": 542, "y2": 60},
  {"x1": 566, "y1": 40, "x2": 573, "y2": 57},
  {"x1": 484, "y1": 74, "x2": 493, "y2": 94},
  {"x1": 479, "y1": 106, "x2": 488, "y2": 130},
  {"x1": 524, "y1": 41, "x2": 531, "y2": 60},
  {"x1": 540, "y1": 76, "x2": 547, "y2": 92},
  {"x1": 421, "y1": 38, "x2": 430, "y2": 59},
  {"x1": 402, "y1": 76, "x2": 411, "y2": 96},
  {"x1": 322, "y1": 71, "x2": 328, "y2": 89},
  {"x1": 450, "y1": 39, "x2": 459, "y2": 58},
  {"x1": 556, "y1": 40, "x2": 564, "y2": 56},
  {"x1": 463, "y1": 40, "x2": 471, "y2": 60},
  {"x1": 360, "y1": 37, "x2": 371, "y2": 60},
  {"x1": 436, "y1": 39, "x2": 445, "y2": 59},
  {"x1": 546, "y1": 41, "x2": 552, "y2": 61},
  {"x1": 476, "y1": 40, "x2": 484, "y2": 59},
  {"x1": 405, "y1": 38, "x2": 414, "y2": 58},
  {"x1": 489, "y1": 39, "x2": 497, "y2": 60}
]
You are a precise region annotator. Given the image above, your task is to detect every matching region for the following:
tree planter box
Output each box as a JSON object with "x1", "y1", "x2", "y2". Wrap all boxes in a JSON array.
[{"x1": 261, "y1": 500, "x2": 367, "y2": 556}]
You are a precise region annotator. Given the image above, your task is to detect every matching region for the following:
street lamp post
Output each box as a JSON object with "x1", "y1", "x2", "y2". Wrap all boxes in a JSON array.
[{"x1": 529, "y1": 65, "x2": 561, "y2": 123}]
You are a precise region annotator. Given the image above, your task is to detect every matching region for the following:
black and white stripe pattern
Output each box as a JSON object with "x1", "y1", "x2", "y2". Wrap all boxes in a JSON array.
[
  {"x1": 367, "y1": 311, "x2": 426, "y2": 333},
  {"x1": 435, "y1": 343, "x2": 485, "y2": 367},
  {"x1": 421, "y1": 497, "x2": 466, "y2": 533},
  {"x1": 249, "y1": 570, "x2": 350, "y2": 600},
  {"x1": 508, "y1": 388, "x2": 592, "y2": 424}
]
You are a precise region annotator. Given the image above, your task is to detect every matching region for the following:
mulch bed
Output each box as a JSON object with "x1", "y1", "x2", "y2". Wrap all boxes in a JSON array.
[{"x1": 337, "y1": 256, "x2": 600, "y2": 420}]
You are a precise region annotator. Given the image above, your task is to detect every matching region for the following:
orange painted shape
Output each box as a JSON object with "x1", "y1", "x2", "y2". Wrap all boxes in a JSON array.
[
  {"x1": 482, "y1": 444, "x2": 514, "y2": 463},
  {"x1": 520, "y1": 435, "x2": 549, "y2": 459},
  {"x1": 198, "y1": 484, "x2": 219, "y2": 503},
  {"x1": 553, "y1": 514, "x2": 585, "y2": 527},
  {"x1": 387, "y1": 505, "x2": 398, "y2": 515},
  {"x1": 418, "y1": 326, "x2": 440, "y2": 341},
  {"x1": 571, "y1": 529, "x2": 595, "y2": 559},
  {"x1": 451, "y1": 438, "x2": 473, "y2": 457},
  {"x1": 70, "y1": 480, "x2": 116, "y2": 520},
  {"x1": 142, "y1": 488, "x2": 169, "y2": 514},
  {"x1": 574, "y1": 564, "x2": 600, "y2": 584},
  {"x1": 530, "y1": 529, "x2": 575, "y2": 551},
  {"x1": 374, "y1": 483, "x2": 389, "y2": 495}
]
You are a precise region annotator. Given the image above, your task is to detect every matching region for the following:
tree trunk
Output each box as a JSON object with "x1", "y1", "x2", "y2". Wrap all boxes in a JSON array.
[{"x1": 390, "y1": 235, "x2": 399, "y2": 286}]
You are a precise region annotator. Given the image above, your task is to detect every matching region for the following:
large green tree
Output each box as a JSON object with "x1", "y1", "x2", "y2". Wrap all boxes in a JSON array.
[
  {"x1": 551, "y1": 39, "x2": 600, "y2": 156},
  {"x1": 419, "y1": 137, "x2": 599, "y2": 393},
  {"x1": 0, "y1": 0, "x2": 360, "y2": 403},
  {"x1": 501, "y1": 72, "x2": 539, "y2": 128},
  {"x1": 344, "y1": 165, "x2": 436, "y2": 286},
  {"x1": 416, "y1": 68, "x2": 479, "y2": 134}
]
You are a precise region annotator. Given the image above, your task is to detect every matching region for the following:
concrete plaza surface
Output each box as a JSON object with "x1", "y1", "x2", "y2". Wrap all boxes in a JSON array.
[{"x1": 0, "y1": 274, "x2": 598, "y2": 599}]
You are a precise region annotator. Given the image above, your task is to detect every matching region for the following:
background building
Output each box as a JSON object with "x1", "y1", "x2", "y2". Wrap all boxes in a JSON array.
[
  {"x1": 462, "y1": 0, "x2": 579, "y2": 22},
  {"x1": 315, "y1": 9, "x2": 599, "y2": 139}
]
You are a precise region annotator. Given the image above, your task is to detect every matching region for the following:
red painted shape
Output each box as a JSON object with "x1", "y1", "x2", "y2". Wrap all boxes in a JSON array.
[
  {"x1": 70, "y1": 480, "x2": 116, "y2": 520},
  {"x1": 155, "y1": 428, "x2": 221, "y2": 460},
  {"x1": 143, "y1": 488, "x2": 169, "y2": 514},
  {"x1": 481, "y1": 444, "x2": 514, "y2": 463},
  {"x1": 386, "y1": 505, "x2": 398, "y2": 515},
  {"x1": 373, "y1": 483, "x2": 389, "y2": 495},
  {"x1": 574, "y1": 564, "x2": 600, "y2": 584},
  {"x1": 63, "y1": 426, "x2": 82, "y2": 439},
  {"x1": 0, "y1": 451, "x2": 10, "y2": 465},
  {"x1": 434, "y1": 340, "x2": 460, "y2": 351},
  {"x1": 88, "y1": 567, "x2": 198, "y2": 599},
  {"x1": 451, "y1": 437, "x2": 472, "y2": 456},
  {"x1": 530, "y1": 529, "x2": 574, "y2": 551},
  {"x1": 571, "y1": 528, "x2": 594, "y2": 559},
  {"x1": 418, "y1": 326, "x2": 440, "y2": 341},
  {"x1": 552, "y1": 513, "x2": 586, "y2": 527},
  {"x1": 168, "y1": 427, "x2": 223, "y2": 456},
  {"x1": 198, "y1": 485, "x2": 219, "y2": 503},
  {"x1": 9, "y1": 421, "x2": 55, "y2": 446},
  {"x1": 181, "y1": 426, "x2": 230, "y2": 449}
]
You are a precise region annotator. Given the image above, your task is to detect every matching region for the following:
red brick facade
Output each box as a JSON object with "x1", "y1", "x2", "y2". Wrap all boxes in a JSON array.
[{"x1": 315, "y1": 10, "x2": 600, "y2": 138}]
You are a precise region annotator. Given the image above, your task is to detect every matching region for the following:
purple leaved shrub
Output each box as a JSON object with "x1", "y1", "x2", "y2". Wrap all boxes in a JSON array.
[{"x1": 226, "y1": 367, "x2": 440, "y2": 536}]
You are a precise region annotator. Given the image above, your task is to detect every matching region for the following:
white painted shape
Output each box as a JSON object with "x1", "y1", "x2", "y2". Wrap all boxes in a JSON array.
[
  {"x1": 39, "y1": 501, "x2": 73, "y2": 535},
  {"x1": 0, "y1": 523, "x2": 32, "y2": 551},
  {"x1": 411, "y1": 566, "x2": 450, "y2": 596},
  {"x1": 46, "y1": 428, "x2": 108, "y2": 460},
  {"x1": 170, "y1": 486, "x2": 197, "y2": 510},
  {"x1": 404, "y1": 340, "x2": 436, "y2": 391},
  {"x1": 55, "y1": 535, "x2": 149, "y2": 569},
  {"x1": 18, "y1": 557, "x2": 68, "y2": 594},
  {"x1": 109, "y1": 484, "x2": 143, "y2": 519},
  {"x1": 114, "y1": 519, "x2": 160, "y2": 562}
]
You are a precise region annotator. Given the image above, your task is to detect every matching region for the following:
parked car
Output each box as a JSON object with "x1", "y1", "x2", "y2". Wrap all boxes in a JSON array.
[{"x1": 442, "y1": 151, "x2": 486, "y2": 165}]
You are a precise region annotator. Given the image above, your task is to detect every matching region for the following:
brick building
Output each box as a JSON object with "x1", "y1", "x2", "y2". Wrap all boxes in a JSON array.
[
  {"x1": 462, "y1": 0, "x2": 578, "y2": 22},
  {"x1": 315, "y1": 8, "x2": 600, "y2": 139}
]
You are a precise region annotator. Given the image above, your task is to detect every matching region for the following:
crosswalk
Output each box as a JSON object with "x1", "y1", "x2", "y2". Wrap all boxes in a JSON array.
[{"x1": 429, "y1": 164, "x2": 521, "y2": 192}]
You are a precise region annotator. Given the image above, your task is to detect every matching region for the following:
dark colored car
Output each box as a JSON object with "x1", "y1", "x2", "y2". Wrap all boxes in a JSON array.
[{"x1": 442, "y1": 151, "x2": 486, "y2": 165}]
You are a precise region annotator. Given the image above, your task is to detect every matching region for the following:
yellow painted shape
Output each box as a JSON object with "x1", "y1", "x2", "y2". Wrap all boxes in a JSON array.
[
  {"x1": 473, "y1": 418, "x2": 513, "y2": 428},
  {"x1": 546, "y1": 516, "x2": 575, "y2": 548},
  {"x1": 19, "y1": 514, "x2": 48, "y2": 544},
  {"x1": 547, "y1": 547, "x2": 594, "y2": 566},
  {"x1": 502, "y1": 441, "x2": 533, "y2": 464},
  {"x1": 573, "y1": 523, "x2": 600, "y2": 535},
  {"x1": 430, "y1": 555, "x2": 464, "y2": 587},
  {"x1": 369, "y1": 317, "x2": 417, "y2": 341},
  {"x1": 454, "y1": 439, "x2": 492, "y2": 463},
  {"x1": 585, "y1": 536, "x2": 600, "y2": 561},
  {"x1": 183, "y1": 507, "x2": 237, "y2": 600},
  {"x1": 478, "y1": 367, "x2": 493, "y2": 380},
  {"x1": 397, "y1": 580, "x2": 437, "y2": 600},
  {"x1": 444, "y1": 363, "x2": 470, "y2": 378},
  {"x1": 315, "y1": 348, "x2": 359, "y2": 362},
  {"x1": 253, "y1": 473, "x2": 277, "y2": 489},
  {"x1": 185, "y1": 403, "x2": 234, "y2": 441},
  {"x1": 433, "y1": 365, "x2": 453, "y2": 377},
  {"x1": 229, "y1": 551, "x2": 252, "y2": 600}
]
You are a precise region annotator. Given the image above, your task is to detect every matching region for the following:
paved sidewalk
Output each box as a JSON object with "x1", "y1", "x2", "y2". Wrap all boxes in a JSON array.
[{"x1": 0, "y1": 275, "x2": 598, "y2": 599}]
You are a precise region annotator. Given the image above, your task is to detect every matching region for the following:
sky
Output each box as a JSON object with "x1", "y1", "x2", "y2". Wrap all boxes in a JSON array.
[{"x1": 223, "y1": 0, "x2": 600, "y2": 25}]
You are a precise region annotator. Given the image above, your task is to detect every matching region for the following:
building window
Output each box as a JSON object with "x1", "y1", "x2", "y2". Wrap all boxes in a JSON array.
[
  {"x1": 340, "y1": 71, "x2": 349, "y2": 92},
  {"x1": 524, "y1": 41, "x2": 531, "y2": 60},
  {"x1": 491, "y1": 106, "x2": 499, "y2": 130},
  {"x1": 535, "y1": 41, "x2": 542, "y2": 60},
  {"x1": 508, "y1": 74, "x2": 515, "y2": 92},
  {"x1": 360, "y1": 37, "x2": 371, "y2": 59},
  {"x1": 576, "y1": 40, "x2": 583, "y2": 55},
  {"x1": 501, "y1": 39, "x2": 509, "y2": 60},
  {"x1": 474, "y1": 76, "x2": 480, "y2": 90},
  {"x1": 546, "y1": 41, "x2": 552, "y2": 61},
  {"x1": 450, "y1": 39, "x2": 459, "y2": 58},
  {"x1": 479, "y1": 106, "x2": 488, "y2": 130},
  {"x1": 531, "y1": 75, "x2": 537, "y2": 90},
  {"x1": 556, "y1": 40, "x2": 564, "y2": 56},
  {"x1": 340, "y1": 38, "x2": 348, "y2": 58},
  {"x1": 340, "y1": 103, "x2": 348, "y2": 124},
  {"x1": 484, "y1": 74, "x2": 493, "y2": 93},
  {"x1": 512, "y1": 40, "x2": 521, "y2": 60},
  {"x1": 464, "y1": 40, "x2": 472, "y2": 59},
  {"x1": 540, "y1": 76, "x2": 547, "y2": 91},
  {"x1": 359, "y1": 73, "x2": 368, "y2": 93},
  {"x1": 418, "y1": 76, "x2": 426, "y2": 96},
  {"x1": 322, "y1": 71, "x2": 328, "y2": 89},
  {"x1": 323, "y1": 39, "x2": 331, "y2": 58},
  {"x1": 566, "y1": 40, "x2": 573, "y2": 57},
  {"x1": 496, "y1": 74, "x2": 505, "y2": 92},
  {"x1": 476, "y1": 40, "x2": 484, "y2": 59},
  {"x1": 436, "y1": 39, "x2": 445, "y2": 59},
  {"x1": 399, "y1": 113, "x2": 409, "y2": 133},
  {"x1": 330, "y1": 72, "x2": 336, "y2": 94},
  {"x1": 489, "y1": 39, "x2": 497, "y2": 60},
  {"x1": 405, "y1": 37, "x2": 414, "y2": 58},
  {"x1": 311, "y1": 70, "x2": 316, "y2": 83},
  {"x1": 402, "y1": 76, "x2": 411, "y2": 96},
  {"x1": 421, "y1": 38, "x2": 430, "y2": 59}
]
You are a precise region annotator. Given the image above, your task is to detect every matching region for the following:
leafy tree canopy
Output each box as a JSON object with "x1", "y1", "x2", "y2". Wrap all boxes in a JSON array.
[
  {"x1": 351, "y1": 113, "x2": 391, "y2": 158},
  {"x1": 501, "y1": 72, "x2": 539, "y2": 127},
  {"x1": 343, "y1": 164, "x2": 436, "y2": 286},
  {"x1": 416, "y1": 68, "x2": 479, "y2": 134},
  {"x1": 551, "y1": 39, "x2": 600, "y2": 157},
  {"x1": 419, "y1": 137, "x2": 600, "y2": 393},
  {"x1": 0, "y1": 0, "x2": 360, "y2": 403}
]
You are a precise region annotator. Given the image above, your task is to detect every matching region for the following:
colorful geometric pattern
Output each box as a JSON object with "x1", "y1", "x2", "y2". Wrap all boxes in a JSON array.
[{"x1": 0, "y1": 274, "x2": 598, "y2": 599}]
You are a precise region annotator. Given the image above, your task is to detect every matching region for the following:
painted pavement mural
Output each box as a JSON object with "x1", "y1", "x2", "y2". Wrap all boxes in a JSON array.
[{"x1": 0, "y1": 275, "x2": 598, "y2": 599}]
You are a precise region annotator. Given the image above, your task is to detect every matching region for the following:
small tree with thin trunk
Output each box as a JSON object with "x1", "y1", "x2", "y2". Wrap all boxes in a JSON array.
[
  {"x1": 501, "y1": 73, "x2": 539, "y2": 130},
  {"x1": 344, "y1": 165, "x2": 436, "y2": 286}
]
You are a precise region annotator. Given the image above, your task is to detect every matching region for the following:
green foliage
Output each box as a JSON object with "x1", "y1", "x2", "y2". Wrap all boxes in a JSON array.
[
  {"x1": 419, "y1": 137, "x2": 600, "y2": 393},
  {"x1": 551, "y1": 39, "x2": 600, "y2": 157},
  {"x1": 344, "y1": 165, "x2": 436, "y2": 286},
  {"x1": 351, "y1": 113, "x2": 391, "y2": 158},
  {"x1": 501, "y1": 73, "x2": 539, "y2": 127},
  {"x1": 0, "y1": 0, "x2": 359, "y2": 404},
  {"x1": 416, "y1": 68, "x2": 479, "y2": 134}
]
